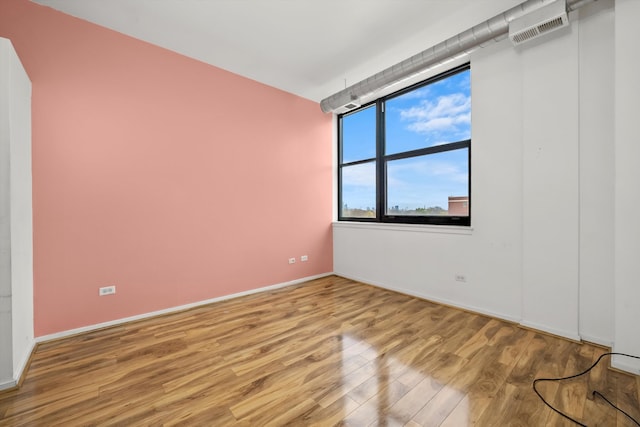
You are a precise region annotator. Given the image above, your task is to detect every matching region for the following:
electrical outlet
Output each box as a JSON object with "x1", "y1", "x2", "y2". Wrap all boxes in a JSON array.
[
  {"x1": 301, "y1": 255, "x2": 308, "y2": 262},
  {"x1": 99, "y1": 285, "x2": 116, "y2": 296},
  {"x1": 455, "y1": 274, "x2": 467, "y2": 283},
  {"x1": 288, "y1": 258, "x2": 296, "y2": 264}
]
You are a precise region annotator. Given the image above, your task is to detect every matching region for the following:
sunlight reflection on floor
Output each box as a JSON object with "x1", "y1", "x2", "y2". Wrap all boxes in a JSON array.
[{"x1": 339, "y1": 333, "x2": 470, "y2": 425}]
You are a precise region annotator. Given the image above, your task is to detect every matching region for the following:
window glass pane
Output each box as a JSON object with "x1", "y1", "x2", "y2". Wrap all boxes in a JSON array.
[
  {"x1": 385, "y1": 69, "x2": 470, "y2": 155},
  {"x1": 342, "y1": 105, "x2": 376, "y2": 163},
  {"x1": 386, "y1": 148, "x2": 468, "y2": 216},
  {"x1": 341, "y1": 162, "x2": 376, "y2": 218}
]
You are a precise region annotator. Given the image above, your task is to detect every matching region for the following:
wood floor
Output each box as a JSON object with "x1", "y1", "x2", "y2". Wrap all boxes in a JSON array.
[{"x1": 1, "y1": 276, "x2": 638, "y2": 426}]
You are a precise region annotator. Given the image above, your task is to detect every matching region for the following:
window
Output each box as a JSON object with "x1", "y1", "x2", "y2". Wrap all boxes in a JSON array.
[{"x1": 338, "y1": 64, "x2": 471, "y2": 226}]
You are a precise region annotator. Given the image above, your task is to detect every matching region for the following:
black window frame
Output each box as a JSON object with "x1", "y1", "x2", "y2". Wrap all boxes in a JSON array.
[{"x1": 338, "y1": 63, "x2": 471, "y2": 226}]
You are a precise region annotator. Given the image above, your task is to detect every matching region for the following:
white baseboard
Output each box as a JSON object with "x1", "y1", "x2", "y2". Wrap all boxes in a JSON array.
[
  {"x1": 36, "y1": 273, "x2": 332, "y2": 344},
  {"x1": 519, "y1": 320, "x2": 582, "y2": 342},
  {"x1": 21, "y1": 271, "x2": 640, "y2": 385},
  {"x1": 13, "y1": 338, "x2": 35, "y2": 381},
  {"x1": 337, "y1": 274, "x2": 621, "y2": 350},
  {"x1": 0, "y1": 338, "x2": 35, "y2": 391},
  {"x1": 612, "y1": 353, "x2": 640, "y2": 375},
  {"x1": 335, "y1": 272, "x2": 521, "y2": 324},
  {"x1": 579, "y1": 333, "x2": 613, "y2": 348},
  {"x1": 0, "y1": 378, "x2": 17, "y2": 391}
]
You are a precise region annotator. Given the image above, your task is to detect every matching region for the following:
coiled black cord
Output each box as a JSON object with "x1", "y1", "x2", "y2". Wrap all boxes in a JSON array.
[{"x1": 532, "y1": 352, "x2": 640, "y2": 426}]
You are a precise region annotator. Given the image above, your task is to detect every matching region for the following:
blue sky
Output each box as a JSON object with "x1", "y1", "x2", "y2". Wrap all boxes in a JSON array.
[{"x1": 341, "y1": 69, "x2": 470, "y2": 212}]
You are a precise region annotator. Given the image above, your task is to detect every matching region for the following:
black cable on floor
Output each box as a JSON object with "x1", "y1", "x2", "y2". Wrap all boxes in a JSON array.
[
  {"x1": 532, "y1": 352, "x2": 640, "y2": 426},
  {"x1": 593, "y1": 390, "x2": 640, "y2": 426}
]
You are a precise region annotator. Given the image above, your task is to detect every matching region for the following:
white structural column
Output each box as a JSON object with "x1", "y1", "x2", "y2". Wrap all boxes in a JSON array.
[
  {"x1": 613, "y1": 0, "x2": 640, "y2": 375},
  {"x1": 0, "y1": 38, "x2": 12, "y2": 385},
  {"x1": 520, "y1": 21, "x2": 580, "y2": 340},
  {"x1": 577, "y1": 0, "x2": 615, "y2": 347},
  {"x1": 0, "y1": 37, "x2": 34, "y2": 390}
]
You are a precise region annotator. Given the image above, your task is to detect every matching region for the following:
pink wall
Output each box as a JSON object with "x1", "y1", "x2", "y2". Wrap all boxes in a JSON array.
[{"x1": 0, "y1": 0, "x2": 333, "y2": 336}]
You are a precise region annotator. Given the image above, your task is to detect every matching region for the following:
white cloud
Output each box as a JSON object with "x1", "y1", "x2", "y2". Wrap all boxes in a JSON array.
[
  {"x1": 399, "y1": 92, "x2": 471, "y2": 140},
  {"x1": 401, "y1": 93, "x2": 469, "y2": 120},
  {"x1": 342, "y1": 163, "x2": 375, "y2": 188}
]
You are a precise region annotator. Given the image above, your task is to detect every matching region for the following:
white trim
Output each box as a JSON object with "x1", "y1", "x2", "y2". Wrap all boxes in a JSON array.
[
  {"x1": 579, "y1": 333, "x2": 613, "y2": 348},
  {"x1": 611, "y1": 356, "x2": 640, "y2": 375},
  {"x1": 332, "y1": 221, "x2": 473, "y2": 235},
  {"x1": 36, "y1": 273, "x2": 332, "y2": 343},
  {"x1": 519, "y1": 320, "x2": 582, "y2": 342},
  {"x1": 335, "y1": 272, "x2": 521, "y2": 324},
  {"x1": 0, "y1": 344, "x2": 36, "y2": 391},
  {"x1": 336, "y1": 274, "x2": 588, "y2": 342},
  {"x1": 0, "y1": 378, "x2": 17, "y2": 391},
  {"x1": 12, "y1": 338, "x2": 35, "y2": 384}
]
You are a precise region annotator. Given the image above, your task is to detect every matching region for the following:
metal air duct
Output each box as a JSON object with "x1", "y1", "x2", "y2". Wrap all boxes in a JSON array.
[{"x1": 320, "y1": 0, "x2": 595, "y2": 113}]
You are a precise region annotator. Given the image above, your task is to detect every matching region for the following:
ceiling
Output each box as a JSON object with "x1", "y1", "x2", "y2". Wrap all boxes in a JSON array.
[{"x1": 32, "y1": 0, "x2": 522, "y2": 102}]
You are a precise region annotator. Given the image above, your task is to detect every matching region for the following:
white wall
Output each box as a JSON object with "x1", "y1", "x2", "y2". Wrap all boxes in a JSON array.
[
  {"x1": 0, "y1": 37, "x2": 34, "y2": 390},
  {"x1": 613, "y1": 0, "x2": 640, "y2": 374},
  {"x1": 334, "y1": 1, "x2": 616, "y2": 346},
  {"x1": 334, "y1": 34, "x2": 526, "y2": 324}
]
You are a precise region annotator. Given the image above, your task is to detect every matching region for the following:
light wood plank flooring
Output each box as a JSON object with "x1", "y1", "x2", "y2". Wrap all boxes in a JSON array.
[{"x1": 1, "y1": 275, "x2": 638, "y2": 426}]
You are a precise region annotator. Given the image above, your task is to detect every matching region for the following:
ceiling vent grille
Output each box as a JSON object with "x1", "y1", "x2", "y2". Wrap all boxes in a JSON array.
[{"x1": 509, "y1": 0, "x2": 568, "y2": 46}]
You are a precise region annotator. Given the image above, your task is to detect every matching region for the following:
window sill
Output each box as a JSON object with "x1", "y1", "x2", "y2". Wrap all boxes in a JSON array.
[{"x1": 332, "y1": 221, "x2": 473, "y2": 235}]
